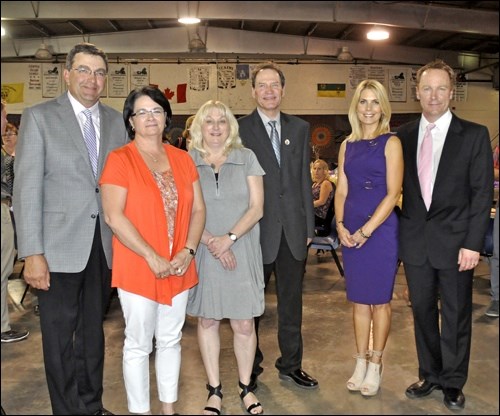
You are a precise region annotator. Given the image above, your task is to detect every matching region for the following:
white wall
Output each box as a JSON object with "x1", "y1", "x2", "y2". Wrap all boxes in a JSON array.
[{"x1": 1, "y1": 61, "x2": 498, "y2": 146}]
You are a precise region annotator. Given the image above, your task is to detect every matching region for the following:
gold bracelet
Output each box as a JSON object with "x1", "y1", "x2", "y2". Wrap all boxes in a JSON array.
[{"x1": 358, "y1": 228, "x2": 371, "y2": 239}]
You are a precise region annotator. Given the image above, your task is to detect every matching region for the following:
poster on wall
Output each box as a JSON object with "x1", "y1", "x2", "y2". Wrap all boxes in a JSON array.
[
  {"x1": 108, "y1": 64, "x2": 129, "y2": 97},
  {"x1": 130, "y1": 64, "x2": 150, "y2": 90},
  {"x1": 42, "y1": 63, "x2": 62, "y2": 98},
  {"x1": 453, "y1": 82, "x2": 468, "y2": 101},
  {"x1": 349, "y1": 66, "x2": 367, "y2": 90},
  {"x1": 217, "y1": 64, "x2": 236, "y2": 89},
  {"x1": 410, "y1": 67, "x2": 419, "y2": 101},
  {"x1": 28, "y1": 64, "x2": 42, "y2": 91},
  {"x1": 189, "y1": 66, "x2": 211, "y2": 108},
  {"x1": 367, "y1": 66, "x2": 387, "y2": 87},
  {"x1": 388, "y1": 69, "x2": 407, "y2": 102},
  {"x1": 1, "y1": 83, "x2": 24, "y2": 104}
]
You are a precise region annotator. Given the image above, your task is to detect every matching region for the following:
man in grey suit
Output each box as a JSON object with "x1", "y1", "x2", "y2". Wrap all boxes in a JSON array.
[
  {"x1": 13, "y1": 43, "x2": 128, "y2": 415},
  {"x1": 397, "y1": 59, "x2": 493, "y2": 411},
  {"x1": 238, "y1": 62, "x2": 318, "y2": 390}
]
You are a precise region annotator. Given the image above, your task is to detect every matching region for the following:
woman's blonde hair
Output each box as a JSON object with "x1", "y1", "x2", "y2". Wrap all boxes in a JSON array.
[
  {"x1": 188, "y1": 100, "x2": 243, "y2": 157},
  {"x1": 347, "y1": 79, "x2": 391, "y2": 142},
  {"x1": 312, "y1": 158, "x2": 329, "y2": 172}
]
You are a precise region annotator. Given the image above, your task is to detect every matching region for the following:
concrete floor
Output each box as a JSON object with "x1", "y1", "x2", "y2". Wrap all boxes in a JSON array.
[{"x1": 1, "y1": 250, "x2": 498, "y2": 415}]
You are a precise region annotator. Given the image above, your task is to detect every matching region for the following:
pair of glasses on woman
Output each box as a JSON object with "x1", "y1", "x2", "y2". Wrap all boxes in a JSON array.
[{"x1": 131, "y1": 108, "x2": 165, "y2": 119}]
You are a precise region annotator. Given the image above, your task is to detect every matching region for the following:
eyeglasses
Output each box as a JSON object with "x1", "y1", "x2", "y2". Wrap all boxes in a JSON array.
[
  {"x1": 2, "y1": 132, "x2": 17, "y2": 137},
  {"x1": 71, "y1": 66, "x2": 107, "y2": 79},
  {"x1": 131, "y1": 108, "x2": 165, "y2": 119}
]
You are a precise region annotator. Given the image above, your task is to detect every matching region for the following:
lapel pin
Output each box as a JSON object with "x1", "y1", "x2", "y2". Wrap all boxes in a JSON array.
[{"x1": 284, "y1": 139, "x2": 290, "y2": 145}]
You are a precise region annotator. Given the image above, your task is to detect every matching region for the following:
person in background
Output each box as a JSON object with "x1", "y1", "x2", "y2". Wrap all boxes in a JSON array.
[
  {"x1": 181, "y1": 115, "x2": 195, "y2": 150},
  {"x1": 187, "y1": 100, "x2": 265, "y2": 415},
  {"x1": 100, "y1": 86, "x2": 205, "y2": 416},
  {"x1": 13, "y1": 43, "x2": 129, "y2": 415},
  {"x1": 311, "y1": 158, "x2": 335, "y2": 237},
  {"x1": 335, "y1": 79, "x2": 403, "y2": 396},
  {"x1": 485, "y1": 143, "x2": 499, "y2": 318},
  {"x1": 1, "y1": 122, "x2": 40, "y2": 316},
  {"x1": 238, "y1": 62, "x2": 318, "y2": 390},
  {"x1": 397, "y1": 59, "x2": 493, "y2": 411},
  {"x1": 1, "y1": 101, "x2": 29, "y2": 344}
]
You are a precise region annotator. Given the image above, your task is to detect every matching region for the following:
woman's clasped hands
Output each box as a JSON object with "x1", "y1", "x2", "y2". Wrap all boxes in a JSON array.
[
  {"x1": 337, "y1": 225, "x2": 366, "y2": 249},
  {"x1": 207, "y1": 235, "x2": 237, "y2": 270}
]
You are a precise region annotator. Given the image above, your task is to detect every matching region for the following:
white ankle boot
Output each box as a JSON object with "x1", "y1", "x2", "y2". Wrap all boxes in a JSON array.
[
  {"x1": 360, "y1": 350, "x2": 383, "y2": 396},
  {"x1": 346, "y1": 353, "x2": 367, "y2": 391}
]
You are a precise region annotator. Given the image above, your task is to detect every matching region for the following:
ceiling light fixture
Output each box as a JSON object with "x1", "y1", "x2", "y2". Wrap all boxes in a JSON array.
[
  {"x1": 178, "y1": 17, "x2": 200, "y2": 24},
  {"x1": 337, "y1": 46, "x2": 354, "y2": 62},
  {"x1": 367, "y1": 25, "x2": 389, "y2": 41},
  {"x1": 178, "y1": 1, "x2": 201, "y2": 25},
  {"x1": 34, "y1": 41, "x2": 53, "y2": 60}
]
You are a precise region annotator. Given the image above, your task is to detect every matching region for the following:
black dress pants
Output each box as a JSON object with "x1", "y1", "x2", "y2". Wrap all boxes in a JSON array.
[
  {"x1": 253, "y1": 231, "x2": 305, "y2": 375},
  {"x1": 37, "y1": 222, "x2": 111, "y2": 415}
]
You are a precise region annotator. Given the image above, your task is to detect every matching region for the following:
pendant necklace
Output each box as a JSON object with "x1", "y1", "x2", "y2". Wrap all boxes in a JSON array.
[{"x1": 137, "y1": 144, "x2": 160, "y2": 163}]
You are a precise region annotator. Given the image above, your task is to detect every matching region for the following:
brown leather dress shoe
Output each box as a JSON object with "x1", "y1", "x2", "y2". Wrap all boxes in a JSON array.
[
  {"x1": 443, "y1": 387, "x2": 465, "y2": 410},
  {"x1": 405, "y1": 379, "x2": 441, "y2": 398}
]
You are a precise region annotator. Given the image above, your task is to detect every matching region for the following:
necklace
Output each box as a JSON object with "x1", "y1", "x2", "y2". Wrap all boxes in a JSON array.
[
  {"x1": 136, "y1": 144, "x2": 161, "y2": 163},
  {"x1": 205, "y1": 152, "x2": 226, "y2": 170}
]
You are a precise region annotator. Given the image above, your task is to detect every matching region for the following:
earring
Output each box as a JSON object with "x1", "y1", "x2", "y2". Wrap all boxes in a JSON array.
[{"x1": 131, "y1": 125, "x2": 135, "y2": 131}]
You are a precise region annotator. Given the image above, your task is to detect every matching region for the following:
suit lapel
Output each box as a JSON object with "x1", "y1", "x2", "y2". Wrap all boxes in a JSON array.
[
  {"x1": 405, "y1": 120, "x2": 421, "y2": 194},
  {"x1": 250, "y1": 110, "x2": 279, "y2": 167},
  {"x1": 433, "y1": 116, "x2": 464, "y2": 197},
  {"x1": 57, "y1": 95, "x2": 90, "y2": 165}
]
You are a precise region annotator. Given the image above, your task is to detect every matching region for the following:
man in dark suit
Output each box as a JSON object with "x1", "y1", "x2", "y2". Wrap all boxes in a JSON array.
[
  {"x1": 13, "y1": 43, "x2": 128, "y2": 415},
  {"x1": 238, "y1": 62, "x2": 318, "y2": 390},
  {"x1": 397, "y1": 59, "x2": 493, "y2": 411}
]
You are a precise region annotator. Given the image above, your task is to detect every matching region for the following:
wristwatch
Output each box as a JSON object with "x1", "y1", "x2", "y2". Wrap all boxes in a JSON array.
[
  {"x1": 184, "y1": 246, "x2": 196, "y2": 256},
  {"x1": 227, "y1": 232, "x2": 238, "y2": 242}
]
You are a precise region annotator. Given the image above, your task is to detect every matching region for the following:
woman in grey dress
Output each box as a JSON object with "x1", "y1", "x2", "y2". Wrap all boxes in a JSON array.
[{"x1": 187, "y1": 100, "x2": 265, "y2": 415}]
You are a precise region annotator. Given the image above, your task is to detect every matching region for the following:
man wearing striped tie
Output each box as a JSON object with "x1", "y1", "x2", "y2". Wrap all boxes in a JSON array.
[
  {"x1": 13, "y1": 43, "x2": 128, "y2": 415},
  {"x1": 238, "y1": 62, "x2": 318, "y2": 391}
]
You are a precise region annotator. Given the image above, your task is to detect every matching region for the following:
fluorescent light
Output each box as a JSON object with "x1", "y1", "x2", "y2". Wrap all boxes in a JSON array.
[
  {"x1": 367, "y1": 25, "x2": 389, "y2": 41},
  {"x1": 178, "y1": 17, "x2": 201, "y2": 24},
  {"x1": 1, "y1": 26, "x2": 5, "y2": 37}
]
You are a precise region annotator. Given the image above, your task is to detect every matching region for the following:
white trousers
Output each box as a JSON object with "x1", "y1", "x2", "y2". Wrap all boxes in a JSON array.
[{"x1": 118, "y1": 288, "x2": 188, "y2": 413}]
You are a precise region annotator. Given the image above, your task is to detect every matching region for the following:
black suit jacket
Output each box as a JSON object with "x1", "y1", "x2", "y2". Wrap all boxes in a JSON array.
[
  {"x1": 238, "y1": 109, "x2": 315, "y2": 263},
  {"x1": 397, "y1": 113, "x2": 493, "y2": 268}
]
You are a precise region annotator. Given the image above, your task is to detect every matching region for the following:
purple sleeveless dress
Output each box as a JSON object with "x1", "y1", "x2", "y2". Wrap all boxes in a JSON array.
[{"x1": 342, "y1": 133, "x2": 398, "y2": 304}]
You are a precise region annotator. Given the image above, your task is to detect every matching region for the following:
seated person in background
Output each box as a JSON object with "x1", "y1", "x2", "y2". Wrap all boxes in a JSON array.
[{"x1": 312, "y1": 159, "x2": 335, "y2": 236}]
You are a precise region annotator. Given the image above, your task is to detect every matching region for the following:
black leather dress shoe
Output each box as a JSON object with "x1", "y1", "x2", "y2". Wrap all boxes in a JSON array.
[
  {"x1": 279, "y1": 369, "x2": 319, "y2": 389},
  {"x1": 248, "y1": 373, "x2": 258, "y2": 391},
  {"x1": 443, "y1": 387, "x2": 465, "y2": 410},
  {"x1": 405, "y1": 379, "x2": 442, "y2": 398},
  {"x1": 93, "y1": 408, "x2": 114, "y2": 415}
]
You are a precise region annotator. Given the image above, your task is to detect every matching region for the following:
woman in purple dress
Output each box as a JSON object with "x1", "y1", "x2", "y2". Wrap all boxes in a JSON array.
[{"x1": 334, "y1": 80, "x2": 403, "y2": 396}]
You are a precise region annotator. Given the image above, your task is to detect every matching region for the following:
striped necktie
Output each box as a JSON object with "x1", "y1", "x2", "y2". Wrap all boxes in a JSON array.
[
  {"x1": 268, "y1": 120, "x2": 281, "y2": 166},
  {"x1": 82, "y1": 109, "x2": 98, "y2": 178}
]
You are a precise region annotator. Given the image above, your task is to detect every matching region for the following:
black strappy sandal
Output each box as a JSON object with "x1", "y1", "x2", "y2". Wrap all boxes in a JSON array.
[
  {"x1": 204, "y1": 383, "x2": 223, "y2": 415},
  {"x1": 238, "y1": 380, "x2": 263, "y2": 415}
]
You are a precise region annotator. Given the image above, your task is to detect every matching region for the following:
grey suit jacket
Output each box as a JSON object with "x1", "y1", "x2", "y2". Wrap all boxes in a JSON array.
[
  {"x1": 239, "y1": 109, "x2": 314, "y2": 263},
  {"x1": 13, "y1": 93, "x2": 129, "y2": 272},
  {"x1": 397, "y1": 113, "x2": 493, "y2": 268}
]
